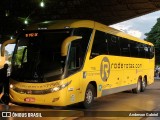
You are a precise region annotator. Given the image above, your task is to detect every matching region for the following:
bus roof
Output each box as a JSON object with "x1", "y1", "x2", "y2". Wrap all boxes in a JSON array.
[
  {"x1": 26, "y1": 20, "x2": 94, "y2": 30},
  {"x1": 25, "y1": 20, "x2": 153, "y2": 46}
]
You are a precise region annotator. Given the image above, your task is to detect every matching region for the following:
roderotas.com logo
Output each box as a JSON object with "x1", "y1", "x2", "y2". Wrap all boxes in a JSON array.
[{"x1": 100, "y1": 57, "x2": 110, "y2": 81}]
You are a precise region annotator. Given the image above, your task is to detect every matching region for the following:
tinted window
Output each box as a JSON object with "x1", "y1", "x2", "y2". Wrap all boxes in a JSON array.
[
  {"x1": 145, "y1": 45, "x2": 150, "y2": 59},
  {"x1": 91, "y1": 30, "x2": 108, "y2": 59},
  {"x1": 107, "y1": 34, "x2": 120, "y2": 56},
  {"x1": 68, "y1": 28, "x2": 92, "y2": 74},
  {"x1": 120, "y1": 38, "x2": 130, "y2": 57},
  {"x1": 11, "y1": 30, "x2": 72, "y2": 82},
  {"x1": 150, "y1": 46, "x2": 154, "y2": 59},
  {"x1": 68, "y1": 41, "x2": 80, "y2": 70},
  {"x1": 138, "y1": 43, "x2": 146, "y2": 58},
  {"x1": 72, "y1": 28, "x2": 92, "y2": 66},
  {"x1": 90, "y1": 30, "x2": 154, "y2": 59},
  {"x1": 73, "y1": 28, "x2": 92, "y2": 55},
  {"x1": 130, "y1": 41, "x2": 139, "y2": 58}
]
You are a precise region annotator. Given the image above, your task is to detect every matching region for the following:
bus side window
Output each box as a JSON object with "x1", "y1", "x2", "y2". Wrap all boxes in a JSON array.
[
  {"x1": 120, "y1": 38, "x2": 131, "y2": 57},
  {"x1": 130, "y1": 41, "x2": 139, "y2": 58},
  {"x1": 68, "y1": 47, "x2": 77, "y2": 70},
  {"x1": 150, "y1": 46, "x2": 154, "y2": 59},
  {"x1": 72, "y1": 27, "x2": 92, "y2": 65},
  {"x1": 107, "y1": 34, "x2": 120, "y2": 56},
  {"x1": 145, "y1": 46, "x2": 150, "y2": 59},
  {"x1": 90, "y1": 30, "x2": 108, "y2": 59},
  {"x1": 139, "y1": 44, "x2": 146, "y2": 58},
  {"x1": 68, "y1": 40, "x2": 81, "y2": 71}
]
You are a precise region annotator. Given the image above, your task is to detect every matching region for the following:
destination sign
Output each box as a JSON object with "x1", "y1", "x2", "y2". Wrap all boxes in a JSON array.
[{"x1": 25, "y1": 33, "x2": 38, "y2": 37}]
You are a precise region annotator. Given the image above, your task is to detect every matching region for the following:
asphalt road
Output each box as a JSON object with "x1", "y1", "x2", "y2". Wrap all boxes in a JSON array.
[{"x1": 0, "y1": 79, "x2": 160, "y2": 120}]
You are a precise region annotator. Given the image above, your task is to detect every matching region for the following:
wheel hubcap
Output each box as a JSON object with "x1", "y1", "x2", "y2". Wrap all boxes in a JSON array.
[
  {"x1": 137, "y1": 81, "x2": 141, "y2": 91},
  {"x1": 86, "y1": 90, "x2": 93, "y2": 104},
  {"x1": 142, "y1": 80, "x2": 146, "y2": 88}
]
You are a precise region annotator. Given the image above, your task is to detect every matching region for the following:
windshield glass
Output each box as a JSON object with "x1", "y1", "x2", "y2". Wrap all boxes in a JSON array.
[{"x1": 11, "y1": 29, "x2": 72, "y2": 82}]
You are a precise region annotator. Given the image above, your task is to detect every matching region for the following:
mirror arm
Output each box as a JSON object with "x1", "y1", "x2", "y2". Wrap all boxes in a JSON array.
[{"x1": 61, "y1": 36, "x2": 82, "y2": 56}]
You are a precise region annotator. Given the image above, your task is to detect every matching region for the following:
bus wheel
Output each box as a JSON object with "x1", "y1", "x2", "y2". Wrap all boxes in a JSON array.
[
  {"x1": 132, "y1": 79, "x2": 141, "y2": 94},
  {"x1": 141, "y1": 78, "x2": 147, "y2": 92},
  {"x1": 81, "y1": 84, "x2": 95, "y2": 109}
]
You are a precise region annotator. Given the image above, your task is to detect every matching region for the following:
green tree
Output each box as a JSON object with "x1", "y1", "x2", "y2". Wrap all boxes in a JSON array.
[
  {"x1": 145, "y1": 18, "x2": 160, "y2": 64},
  {"x1": 15, "y1": 47, "x2": 26, "y2": 65}
]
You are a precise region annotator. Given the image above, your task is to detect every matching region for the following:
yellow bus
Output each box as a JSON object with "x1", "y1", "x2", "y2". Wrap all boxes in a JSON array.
[
  {"x1": 0, "y1": 44, "x2": 6, "y2": 68},
  {"x1": 0, "y1": 56, "x2": 5, "y2": 68},
  {"x1": 1, "y1": 20, "x2": 155, "y2": 108}
]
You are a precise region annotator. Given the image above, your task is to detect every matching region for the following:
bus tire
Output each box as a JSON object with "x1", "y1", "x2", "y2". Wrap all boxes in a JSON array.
[
  {"x1": 141, "y1": 78, "x2": 147, "y2": 92},
  {"x1": 132, "y1": 79, "x2": 141, "y2": 94},
  {"x1": 81, "y1": 84, "x2": 95, "y2": 109}
]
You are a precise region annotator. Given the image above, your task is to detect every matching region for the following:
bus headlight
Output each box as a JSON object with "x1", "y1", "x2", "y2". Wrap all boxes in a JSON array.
[
  {"x1": 61, "y1": 84, "x2": 66, "y2": 88},
  {"x1": 52, "y1": 87, "x2": 60, "y2": 92},
  {"x1": 50, "y1": 81, "x2": 72, "y2": 92}
]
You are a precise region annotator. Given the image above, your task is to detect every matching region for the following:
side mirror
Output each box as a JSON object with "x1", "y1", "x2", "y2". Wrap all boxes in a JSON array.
[
  {"x1": 1, "y1": 39, "x2": 16, "y2": 57},
  {"x1": 61, "y1": 36, "x2": 82, "y2": 56}
]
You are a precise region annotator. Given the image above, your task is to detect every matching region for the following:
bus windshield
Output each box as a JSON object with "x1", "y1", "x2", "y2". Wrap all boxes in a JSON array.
[{"x1": 11, "y1": 29, "x2": 72, "y2": 82}]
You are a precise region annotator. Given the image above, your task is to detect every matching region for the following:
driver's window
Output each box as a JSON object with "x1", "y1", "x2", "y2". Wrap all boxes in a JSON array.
[
  {"x1": 68, "y1": 47, "x2": 76, "y2": 70},
  {"x1": 68, "y1": 40, "x2": 81, "y2": 71},
  {"x1": 67, "y1": 28, "x2": 92, "y2": 75}
]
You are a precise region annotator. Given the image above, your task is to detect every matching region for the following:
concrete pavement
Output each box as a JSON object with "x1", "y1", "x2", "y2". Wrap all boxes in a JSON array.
[{"x1": 0, "y1": 79, "x2": 160, "y2": 120}]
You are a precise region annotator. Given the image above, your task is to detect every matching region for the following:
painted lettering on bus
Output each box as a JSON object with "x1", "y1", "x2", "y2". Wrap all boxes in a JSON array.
[
  {"x1": 18, "y1": 82, "x2": 60, "y2": 89},
  {"x1": 111, "y1": 63, "x2": 142, "y2": 69}
]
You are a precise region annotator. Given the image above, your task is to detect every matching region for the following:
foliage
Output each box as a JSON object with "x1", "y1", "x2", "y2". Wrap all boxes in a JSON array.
[
  {"x1": 15, "y1": 47, "x2": 26, "y2": 65},
  {"x1": 7, "y1": 47, "x2": 27, "y2": 65},
  {"x1": 145, "y1": 18, "x2": 160, "y2": 48},
  {"x1": 145, "y1": 18, "x2": 160, "y2": 64}
]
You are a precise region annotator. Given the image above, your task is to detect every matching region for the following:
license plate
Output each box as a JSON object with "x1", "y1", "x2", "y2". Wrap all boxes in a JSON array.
[{"x1": 24, "y1": 98, "x2": 35, "y2": 102}]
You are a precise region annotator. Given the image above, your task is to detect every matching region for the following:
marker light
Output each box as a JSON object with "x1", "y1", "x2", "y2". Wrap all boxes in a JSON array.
[
  {"x1": 40, "y1": 1, "x2": 45, "y2": 7},
  {"x1": 24, "y1": 19, "x2": 28, "y2": 24},
  {"x1": 5, "y1": 10, "x2": 9, "y2": 17},
  {"x1": 10, "y1": 84, "x2": 14, "y2": 89},
  {"x1": 10, "y1": 36, "x2": 13, "y2": 39}
]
